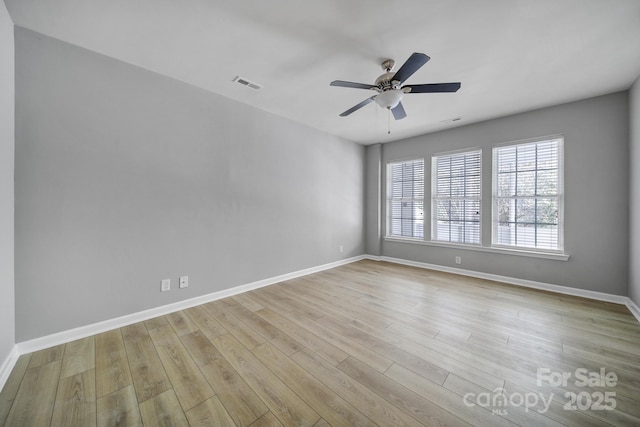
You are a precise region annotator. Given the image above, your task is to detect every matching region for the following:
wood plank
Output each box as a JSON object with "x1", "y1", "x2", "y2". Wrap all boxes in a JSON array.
[
  {"x1": 250, "y1": 285, "x2": 317, "y2": 318},
  {"x1": 181, "y1": 330, "x2": 268, "y2": 426},
  {"x1": 121, "y1": 322, "x2": 172, "y2": 403},
  {"x1": 0, "y1": 353, "x2": 31, "y2": 425},
  {"x1": 318, "y1": 314, "x2": 449, "y2": 385},
  {"x1": 338, "y1": 357, "x2": 476, "y2": 427},
  {"x1": 138, "y1": 389, "x2": 189, "y2": 427},
  {"x1": 285, "y1": 278, "x2": 393, "y2": 330},
  {"x1": 51, "y1": 368, "x2": 97, "y2": 427},
  {"x1": 185, "y1": 396, "x2": 236, "y2": 427},
  {"x1": 184, "y1": 305, "x2": 227, "y2": 341},
  {"x1": 27, "y1": 344, "x2": 64, "y2": 369},
  {"x1": 228, "y1": 303, "x2": 304, "y2": 356},
  {"x1": 464, "y1": 328, "x2": 640, "y2": 402},
  {"x1": 211, "y1": 333, "x2": 321, "y2": 426},
  {"x1": 432, "y1": 326, "x2": 640, "y2": 409},
  {"x1": 562, "y1": 342, "x2": 640, "y2": 375},
  {"x1": 204, "y1": 301, "x2": 266, "y2": 350},
  {"x1": 255, "y1": 285, "x2": 326, "y2": 320},
  {"x1": 253, "y1": 342, "x2": 376, "y2": 426},
  {"x1": 497, "y1": 380, "x2": 609, "y2": 427},
  {"x1": 147, "y1": 324, "x2": 214, "y2": 411},
  {"x1": 249, "y1": 411, "x2": 284, "y2": 427},
  {"x1": 166, "y1": 310, "x2": 199, "y2": 336},
  {"x1": 96, "y1": 385, "x2": 142, "y2": 427},
  {"x1": 4, "y1": 360, "x2": 62, "y2": 426},
  {"x1": 281, "y1": 309, "x2": 392, "y2": 373},
  {"x1": 231, "y1": 292, "x2": 265, "y2": 312},
  {"x1": 95, "y1": 329, "x2": 132, "y2": 397},
  {"x1": 385, "y1": 364, "x2": 514, "y2": 426},
  {"x1": 504, "y1": 379, "x2": 640, "y2": 426},
  {"x1": 143, "y1": 315, "x2": 169, "y2": 331},
  {"x1": 218, "y1": 296, "x2": 239, "y2": 307},
  {"x1": 385, "y1": 322, "x2": 511, "y2": 391},
  {"x1": 291, "y1": 348, "x2": 424, "y2": 427},
  {"x1": 60, "y1": 336, "x2": 95, "y2": 379},
  {"x1": 255, "y1": 307, "x2": 348, "y2": 366},
  {"x1": 563, "y1": 339, "x2": 640, "y2": 367}
]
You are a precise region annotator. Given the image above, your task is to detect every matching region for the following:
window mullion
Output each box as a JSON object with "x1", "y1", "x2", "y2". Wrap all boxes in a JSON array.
[{"x1": 534, "y1": 144, "x2": 538, "y2": 247}]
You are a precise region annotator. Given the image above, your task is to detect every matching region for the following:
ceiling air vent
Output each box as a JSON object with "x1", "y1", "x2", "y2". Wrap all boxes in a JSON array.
[{"x1": 233, "y1": 76, "x2": 262, "y2": 90}]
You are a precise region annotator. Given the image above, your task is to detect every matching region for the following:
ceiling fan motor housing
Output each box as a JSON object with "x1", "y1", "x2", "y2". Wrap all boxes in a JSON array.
[
  {"x1": 375, "y1": 72, "x2": 401, "y2": 91},
  {"x1": 374, "y1": 70, "x2": 403, "y2": 109}
]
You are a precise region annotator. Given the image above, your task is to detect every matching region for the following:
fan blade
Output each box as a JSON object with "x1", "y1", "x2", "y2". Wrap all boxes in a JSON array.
[
  {"x1": 392, "y1": 52, "x2": 430, "y2": 84},
  {"x1": 391, "y1": 102, "x2": 407, "y2": 120},
  {"x1": 339, "y1": 96, "x2": 376, "y2": 117},
  {"x1": 330, "y1": 80, "x2": 376, "y2": 90},
  {"x1": 403, "y1": 82, "x2": 461, "y2": 93}
]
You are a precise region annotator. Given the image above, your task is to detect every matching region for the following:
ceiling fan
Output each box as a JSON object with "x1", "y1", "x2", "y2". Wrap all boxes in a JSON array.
[{"x1": 330, "y1": 52, "x2": 461, "y2": 120}]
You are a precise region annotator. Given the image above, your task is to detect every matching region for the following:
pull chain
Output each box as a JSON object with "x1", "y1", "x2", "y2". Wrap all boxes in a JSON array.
[{"x1": 387, "y1": 107, "x2": 391, "y2": 134}]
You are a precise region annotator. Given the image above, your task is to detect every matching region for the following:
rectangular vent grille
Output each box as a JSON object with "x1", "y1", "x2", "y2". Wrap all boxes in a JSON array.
[{"x1": 233, "y1": 76, "x2": 262, "y2": 90}]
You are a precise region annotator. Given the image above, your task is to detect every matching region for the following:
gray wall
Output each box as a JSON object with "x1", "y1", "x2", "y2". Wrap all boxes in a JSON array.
[
  {"x1": 364, "y1": 143, "x2": 382, "y2": 256},
  {"x1": 630, "y1": 76, "x2": 640, "y2": 306},
  {"x1": 367, "y1": 92, "x2": 630, "y2": 296},
  {"x1": 0, "y1": 2, "x2": 15, "y2": 362},
  {"x1": 15, "y1": 28, "x2": 365, "y2": 342}
]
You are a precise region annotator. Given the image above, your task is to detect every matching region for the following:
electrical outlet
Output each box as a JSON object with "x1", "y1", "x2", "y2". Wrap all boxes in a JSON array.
[
  {"x1": 339, "y1": 245, "x2": 344, "y2": 253},
  {"x1": 161, "y1": 279, "x2": 171, "y2": 292},
  {"x1": 455, "y1": 256, "x2": 462, "y2": 265},
  {"x1": 179, "y1": 276, "x2": 189, "y2": 289}
]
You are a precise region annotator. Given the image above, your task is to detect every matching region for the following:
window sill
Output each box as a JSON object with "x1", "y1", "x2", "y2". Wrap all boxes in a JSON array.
[{"x1": 384, "y1": 237, "x2": 570, "y2": 261}]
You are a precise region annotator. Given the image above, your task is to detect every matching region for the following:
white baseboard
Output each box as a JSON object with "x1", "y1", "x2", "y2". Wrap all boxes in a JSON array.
[
  {"x1": 4, "y1": 253, "x2": 638, "y2": 392},
  {"x1": 368, "y1": 255, "x2": 630, "y2": 306},
  {"x1": 0, "y1": 345, "x2": 19, "y2": 393},
  {"x1": 369, "y1": 255, "x2": 640, "y2": 323},
  {"x1": 15, "y1": 255, "x2": 367, "y2": 357},
  {"x1": 626, "y1": 298, "x2": 640, "y2": 324}
]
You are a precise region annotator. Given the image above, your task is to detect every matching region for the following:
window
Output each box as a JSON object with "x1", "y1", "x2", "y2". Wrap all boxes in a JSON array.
[
  {"x1": 432, "y1": 150, "x2": 482, "y2": 244},
  {"x1": 387, "y1": 159, "x2": 424, "y2": 239},
  {"x1": 493, "y1": 136, "x2": 563, "y2": 252}
]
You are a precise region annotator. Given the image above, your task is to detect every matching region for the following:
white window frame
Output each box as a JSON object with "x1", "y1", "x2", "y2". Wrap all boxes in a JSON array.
[
  {"x1": 431, "y1": 149, "x2": 482, "y2": 245},
  {"x1": 386, "y1": 158, "x2": 425, "y2": 240},
  {"x1": 492, "y1": 135, "x2": 564, "y2": 253}
]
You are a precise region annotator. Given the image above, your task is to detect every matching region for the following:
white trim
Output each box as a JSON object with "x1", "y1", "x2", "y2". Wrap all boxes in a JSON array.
[
  {"x1": 492, "y1": 133, "x2": 565, "y2": 149},
  {"x1": 15, "y1": 255, "x2": 366, "y2": 356},
  {"x1": 0, "y1": 345, "x2": 19, "y2": 392},
  {"x1": 372, "y1": 255, "x2": 628, "y2": 305},
  {"x1": 626, "y1": 298, "x2": 640, "y2": 324},
  {"x1": 431, "y1": 146, "x2": 484, "y2": 157},
  {"x1": 384, "y1": 237, "x2": 570, "y2": 261},
  {"x1": 4, "y1": 253, "x2": 638, "y2": 391}
]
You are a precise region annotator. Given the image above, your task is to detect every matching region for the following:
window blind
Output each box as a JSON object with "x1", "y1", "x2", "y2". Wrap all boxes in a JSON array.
[
  {"x1": 387, "y1": 159, "x2": 424, "y2": 239},
  {"x1": 493, "y1": 137, "x2": 563, "y2": 251},
  {"x1": 432, "y1": 150, "x2": 482, "y2": 244}
]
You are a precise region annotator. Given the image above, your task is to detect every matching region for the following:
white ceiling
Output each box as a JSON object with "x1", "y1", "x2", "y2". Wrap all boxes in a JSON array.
[{"x1": 5, "y1": 0, "x2": 640, "y2": 144}]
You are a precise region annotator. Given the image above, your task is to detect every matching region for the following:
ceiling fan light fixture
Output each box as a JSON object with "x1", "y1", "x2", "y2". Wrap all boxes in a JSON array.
[{"x1": 375, "y1": 89, "x2": 403, "y2": 109}]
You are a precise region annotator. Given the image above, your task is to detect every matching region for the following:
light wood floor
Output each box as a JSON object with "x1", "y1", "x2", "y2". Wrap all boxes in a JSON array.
[{"x1": 1, "y1": 260, "x2": 640, "y2": 426}]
